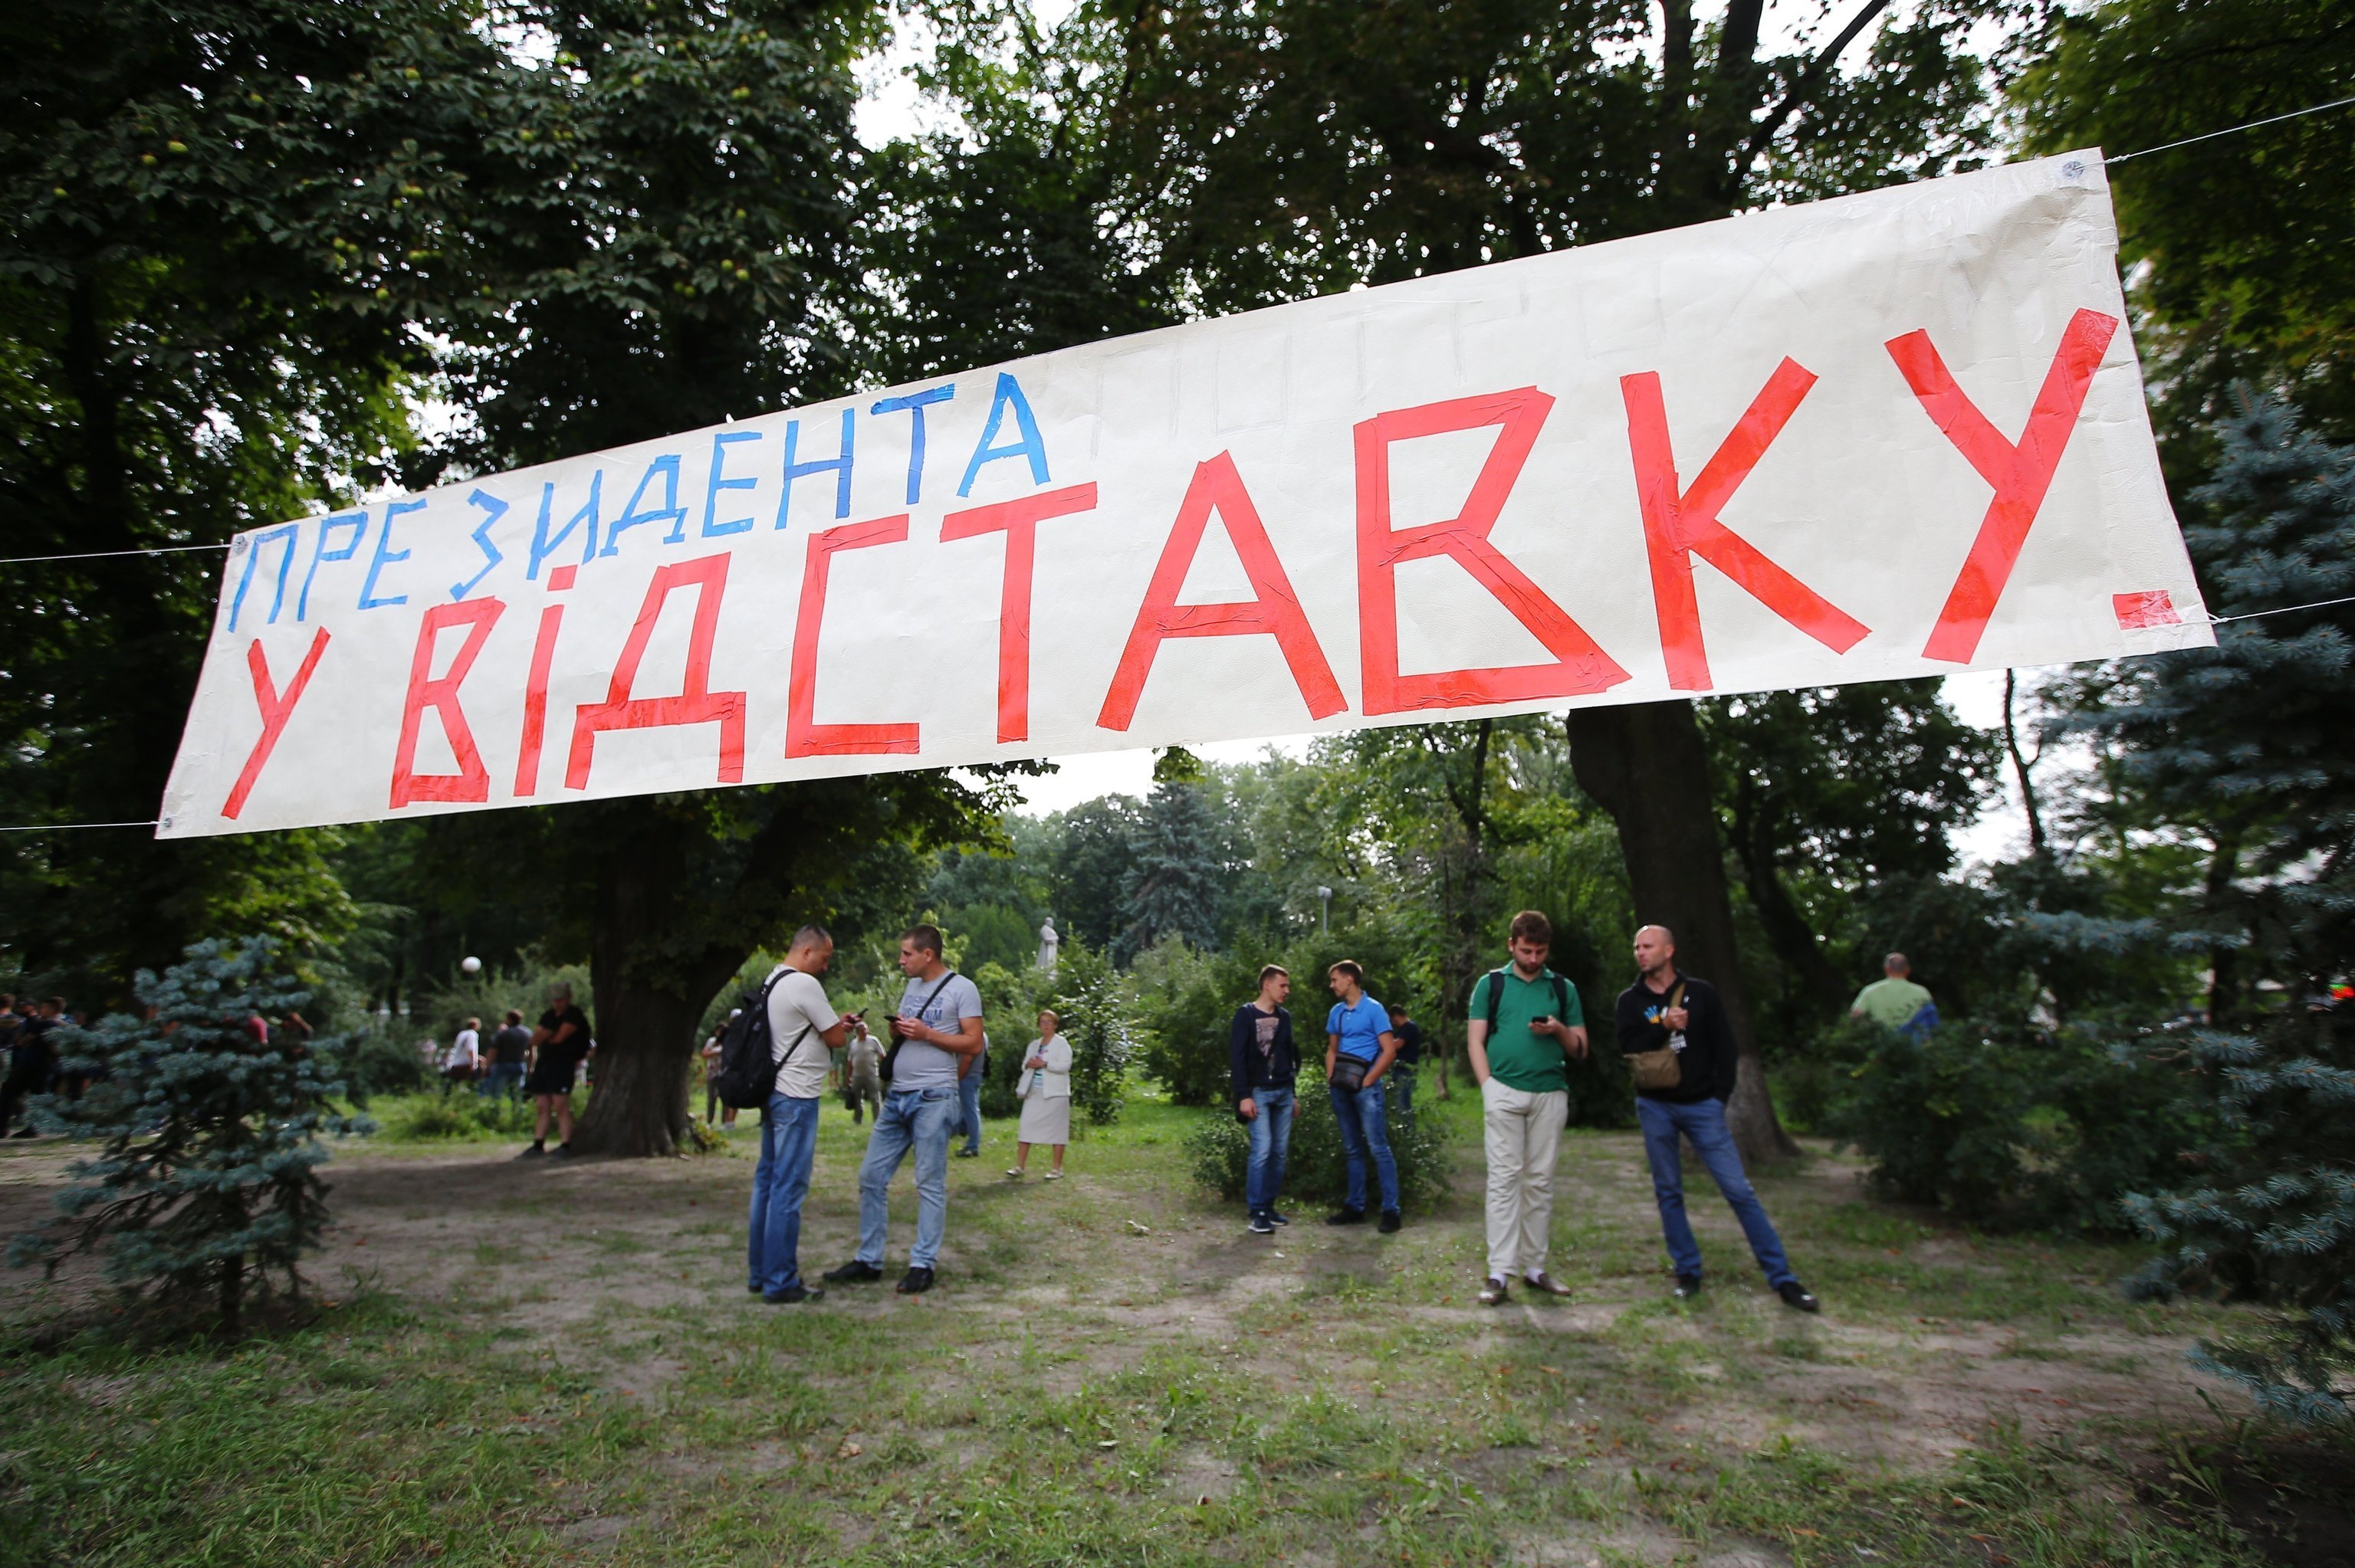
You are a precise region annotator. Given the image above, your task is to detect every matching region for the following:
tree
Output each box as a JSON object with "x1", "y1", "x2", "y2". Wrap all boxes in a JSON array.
[
  {"x1": 1700, "y1": 684, "x2": 1997, "y2": 1023},
  {"x1": 9, "y1": 938, "x2": 366, "y2": 1334},
  {"x1": 1119, "y1": 779, "x2": 1223, "y2": 958},
  {"x1": 2090, "y1": 396, "x2": 2355, "y2": 1422},
  {"x1": 0, "y1": 0, "x2": 512, "y2": 992},
  {"x1": 2018, "y1": 0, "x2": 2355, "y2": 449},
  {"x1": 1047, "y1": 795, "x2": 1146, "y2": 953}
]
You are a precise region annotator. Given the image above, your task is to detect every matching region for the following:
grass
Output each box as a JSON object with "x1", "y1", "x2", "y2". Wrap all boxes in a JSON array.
[{"x1": 0, "y1": 1088, "x2": 2344, "y2": 1566}]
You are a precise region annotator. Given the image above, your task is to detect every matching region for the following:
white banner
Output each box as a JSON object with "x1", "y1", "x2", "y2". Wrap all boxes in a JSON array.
[{"x1": 159, "y1": 152, "x2": 2208, "y2": 838}]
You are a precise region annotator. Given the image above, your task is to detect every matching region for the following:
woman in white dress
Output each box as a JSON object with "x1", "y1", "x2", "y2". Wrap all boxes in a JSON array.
[{"x1": 1009, "y1": 1009, "x2": 1072, "y2": 1179}]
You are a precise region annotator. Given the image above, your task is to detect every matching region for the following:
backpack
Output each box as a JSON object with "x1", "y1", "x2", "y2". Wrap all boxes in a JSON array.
[
  {"x1": 1483, "y1": 967, "x2": 1572, "y2": 1035},
  {"x1": 711, "y1": 968, "x2": 819, "y2": 1110}
]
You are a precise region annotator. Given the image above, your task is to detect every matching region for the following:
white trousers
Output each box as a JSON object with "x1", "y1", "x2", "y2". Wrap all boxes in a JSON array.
[{"x1": 1482, "y1": 1078, "x2": 1569, "y2": 1281}]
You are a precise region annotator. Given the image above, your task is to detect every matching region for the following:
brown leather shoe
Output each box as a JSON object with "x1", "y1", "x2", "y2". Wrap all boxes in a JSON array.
[
  {"x1": 1522, "y1": 1271, "x2": 1575, "y2": 1298},
  {"x1": 1477, "y1": 1276, "x2": 1510, "y2": 1306}
]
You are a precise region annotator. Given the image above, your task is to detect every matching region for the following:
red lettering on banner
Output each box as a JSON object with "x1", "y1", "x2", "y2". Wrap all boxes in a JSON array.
[
  {"x1": 1354, "y1": 389, "x2": 1627, "y2": 713},
  {"x1": 1097, "y1": 454, "x2": 1345, "y2": 732},
  {"x1": 1887, "y1": 307, "x2": 2120, "y2": 663},
  {"x1": 941, "y1": 483, "x2": 1099, "y2": 743},
  {"x1": 1621, "y1": 360, "x2": 1869, "y2": 691},
  {"x1": 391, "y1": 600, "x2": 504, "y2": 809},
  {"x1": 567, "y1": 553, "x2": 746, "y2": 787},
  {"x1": 222, "y1": 630, "x2": 330, "y2": 820},
  {"x1": 512, "y1": 603, "x2": 564, "y2": 797},
  {"x1": 787, "y1": 517, "x2": 921, "y2": 758}
]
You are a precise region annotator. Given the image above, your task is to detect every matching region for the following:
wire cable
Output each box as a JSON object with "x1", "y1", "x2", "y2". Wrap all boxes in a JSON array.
[
  {"x1": 2106, "y1": 95, "x2": 2355, "y2": 165},
  {"x1": 0, "y1": 543, "x2": 231, "y2": 567},
  {"x1": 2205, "y1": 592, "x2": 2355, "y2": 628}
]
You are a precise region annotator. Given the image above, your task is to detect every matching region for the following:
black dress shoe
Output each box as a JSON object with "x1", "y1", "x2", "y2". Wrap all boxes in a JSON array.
[
  {"x1": 1325, "y1": 1207, "x2": 1367, "y2": 1226},
  {"x1": 823, "y1": 1259, "x2": 884, "y2": 1284},
  {"x1": 1377, "y1": 1209, "x2": 1402, "y2": 1234},
  {"x1": 1777, "y1": 1280, "x2": 1820, "y2": 1314},
  {"x1": 895, "y1": 1265, "x2": 936, "y2": 1294},
  {"x1": 764, "y1": 1284, "x2": 825, "y2": 1305},
  {"x1": 1673, "y1": 1274, "x2": 1703, "y2": 1300}
]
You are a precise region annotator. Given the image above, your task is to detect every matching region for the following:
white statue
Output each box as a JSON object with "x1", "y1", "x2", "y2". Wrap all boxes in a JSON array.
[{"x1": 1036, "y1": 916, "x2": 1060, "y2": 973}]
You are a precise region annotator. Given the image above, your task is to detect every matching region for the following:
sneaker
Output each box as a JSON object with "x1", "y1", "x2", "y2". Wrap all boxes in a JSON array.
[
  {"x1": 550, "y1": 1143, "x2": 574, "y2": 1159},
  {"x1": 764, "y1": 1284, "x2": 825, "y2": 1305},
  {"x1": 1378, "y1": 1210, "x2": 1402, "y2": 1234},
  {"x1": 1248, "y1": 1212, "x2": 1276, "y2": 1235},
  {"x1": 1266, "y1": 1209, "x2": 1291, "y2": 1227},
  {"x1": 1672, "y1": 1274, "x2": 1703, "y2": 1301},
  {"x1": 1005, "y1": 1168, "x2": 1023, "y2": 1179},
  {"x1": 823, "y1": 1259, "x2": 885, "y2": 1284},
  {"x1": 954, "y1": 1148, "x2": 979, "y2": 1159},
  {"x1": 1777, "y1": 1280, "x2": 1821, "y2": 1314},
  {"x1": 517, "y1": 1143, "x2": 546, "y2": 1160},
  {"x1": 1477, "y1": 1276, "x2": 1510, "y2": 1306},
  {"x1": 1043, "y1": 1170, "x2": 1062, "y2": 1180},
  {"x1": 1325, "y1": 1207, "x2": 1367, "y2": 1226},
  {"x1": 895, "y1": 1265, "x2": 936, "y2": 1294},
  {"x1": 1523, "y1": 1271, "x2": 1574, "y2": 1298}
]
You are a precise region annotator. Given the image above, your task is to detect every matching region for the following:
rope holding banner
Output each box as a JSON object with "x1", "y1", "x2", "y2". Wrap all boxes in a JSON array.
[{"x1": 2104, "y1": 94, "x2": 2355, "y2": 165}]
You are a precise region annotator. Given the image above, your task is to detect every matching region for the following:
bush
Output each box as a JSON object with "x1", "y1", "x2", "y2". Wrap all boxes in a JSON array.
[
  {"x1": 1184, "y1": 1068, "x2": 1450, "y2": 1209},
  {"x1": 375, "y1": 1085, "x2": 540, "y2": 1141},
  {"x1": 1056, "y1": 952, "x2": 1138, "y2": 1129},
  {"x1": 341, "y1": 1026, "x2": 429, "y2": 1100},
  {"x1": 7, "y1": 938, "x2": 370, "y2": 1333},
  {"x1": 1821, "y1": 1015, "x2": 2211, "y2": 1232}
]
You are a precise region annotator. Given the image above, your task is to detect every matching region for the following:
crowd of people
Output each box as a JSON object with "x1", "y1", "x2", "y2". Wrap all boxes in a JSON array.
[{"x1": 706, "y1": 908, "x2": 1871, "y2": 1314}]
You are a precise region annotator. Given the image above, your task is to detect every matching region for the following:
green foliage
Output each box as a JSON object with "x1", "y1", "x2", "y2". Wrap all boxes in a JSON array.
[
  {"x1": 373, "y1": 1087, "x2": 538, "y2": 1143},
  {"x1": 1118, "y1": 780, "x2": 1223, "y2": 960},
  {"x1": 2019, "y1": 0, "x2": 2355, "y2": 444},
  {"x1": 8, "y1": 939, "x2": 369, "y2": 1333},
  {"x1": 1183, "y1": 1067, "x2": 1450, "y2": 1209},
  {"x1": 1820, "y1": 1016, "x2": 2212, "y2": 1233},
  {"x1": 1049, "y1": 946, "x2": 1135, "y2": 1130}
]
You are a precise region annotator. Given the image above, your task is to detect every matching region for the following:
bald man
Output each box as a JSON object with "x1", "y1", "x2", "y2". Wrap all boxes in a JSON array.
[{"x1": 1616, "y1": 924, "x2": 1817, "y2": 1313}]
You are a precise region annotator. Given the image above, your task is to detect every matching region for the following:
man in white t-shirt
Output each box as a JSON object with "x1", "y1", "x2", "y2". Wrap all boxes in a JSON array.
[
  {"x1": 748, "y1": 925, "x2": 859, "y2": 1304},
  {"x1": 824, "y1": 923, "x2": 984, "y2": 1295}
]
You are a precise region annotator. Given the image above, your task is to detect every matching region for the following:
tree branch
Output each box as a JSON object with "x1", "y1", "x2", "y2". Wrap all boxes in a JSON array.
[{"x1": 1739, "y1": 0, "x2": 1892, "y2": 169}]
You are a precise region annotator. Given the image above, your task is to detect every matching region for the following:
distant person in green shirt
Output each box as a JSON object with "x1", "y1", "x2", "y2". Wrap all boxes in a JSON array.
[
  {"x1": 1467, "y1": 910, "x2": 1588, "y2": 1307},
  {"x1": 1851, "y1": 954, "x2": 1936, "y2": 1035}
]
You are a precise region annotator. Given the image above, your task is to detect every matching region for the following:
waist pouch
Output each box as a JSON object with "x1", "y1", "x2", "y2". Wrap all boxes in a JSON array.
[{"x1": 1624, "y1": 982, "x2": 1687, "y2": 1092}]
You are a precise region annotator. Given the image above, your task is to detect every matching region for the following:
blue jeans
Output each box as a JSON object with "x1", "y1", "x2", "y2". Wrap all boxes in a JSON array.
[
  {"x1": 1245, "y1": 1087, "x2": 1296, "y2": 1214},
  {"x1": 1391, "y1": 1065, "x2": 1416, "y2": 1130},
  {"x1": 856, "y1": 1087, "x2": 957, "y2": 1270},
  {"x1": 482, "y1": 1061, "x2": 526, "y2": 1100},
  {"x1": 1637, "y1": 1096, "x2": 1795, "y2": 1288},
  {"x1": 747, "y1": 1094, "x2": 820, "y2": 1295},
  {"x1": 956, "y1": 1069, "x2": 983, "y2": 1153},
  {"x1": 1329, "y1": 1077, "x2": 1401, "y2": 1214}
]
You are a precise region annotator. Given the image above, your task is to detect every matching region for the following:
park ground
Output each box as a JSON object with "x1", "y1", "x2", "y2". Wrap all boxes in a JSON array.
[{"x1": 0, "y1": 1089, "x2": 2350, "y2": 1567}]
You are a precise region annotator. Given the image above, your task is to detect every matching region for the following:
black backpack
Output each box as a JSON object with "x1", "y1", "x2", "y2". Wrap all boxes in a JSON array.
[
  {"x1": 711, "y1": 968, "x2": 820, "y2": 1110},
  {"x1": 1483, "y1": 967, "x2": 1572, "y2": 1033}
]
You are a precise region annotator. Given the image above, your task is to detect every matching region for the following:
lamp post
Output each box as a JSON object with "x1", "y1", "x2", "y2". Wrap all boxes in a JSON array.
[{"x1": 1316, "y1": 885, "x2": 1332, "y2": 937}]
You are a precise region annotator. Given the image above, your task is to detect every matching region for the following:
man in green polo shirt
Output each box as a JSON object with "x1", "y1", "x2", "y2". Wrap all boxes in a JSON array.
[
  {"x1": 1466, "y1": 910, "x2": 1589, "y2": 1306},
  {"x1": 1850, "y1": 953, "x2": 1934, "y2": 1034}
]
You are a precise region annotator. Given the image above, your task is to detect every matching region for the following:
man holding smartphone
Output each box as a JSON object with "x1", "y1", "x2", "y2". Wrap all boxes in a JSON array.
[
  {"x1": 747, "y1": 926, "x2": 859, "y2": 1304},
  {"x1": 1466, "y1": 910, "x2": 1588, "y2": 1306},
  {"x1": 824, "y1": 925, "x2": 984, "y2": 1295},
  {"x1": 1324, "y1": 961, "x2": 1404, "y2": 1232}
]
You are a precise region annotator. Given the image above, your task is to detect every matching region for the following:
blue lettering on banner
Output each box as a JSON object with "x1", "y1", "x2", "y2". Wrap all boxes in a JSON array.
[
  {"x1": 298, "y1": 510, "x2": 368, "y2": 622},
  {"x1": 703, "y1": 430, "x2": 762, "y2": 537},
  {"x1": 451, "y1": 490, "x2": 507, "y2": 600},
  {"x1": 530, "y1": 472, "x2": 602, "y2": 579},
  {"x1": 359, "y1": 499, "x2": 425, "y2": 610},
  {"x1": 229, "y1": 522, "x2": 301, "y2": 632},
  {"x1": 957, "y1": 372, "x2": 1050, "y2": 497},
  {"x1": 603, "y1": 454, "x2": 686, "y2": 556},
  {"x1": 775, "y1": 408, "x2": 855, "y2": 527},
  {"x1": 871, "y1": 384, "x2": 955, "y2": 506}
]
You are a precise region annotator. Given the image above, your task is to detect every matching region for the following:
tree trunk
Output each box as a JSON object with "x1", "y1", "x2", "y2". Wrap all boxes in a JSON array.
[
  {"x1": 571, "y1": 815, "x2": 744, "y2": 1158},
  {"x1": 1729, "y1": 779, "x2": 1849, "y2": 1018},
  {"x1": 1567, "y1": 700, "x2": 1799, "y2": 1164},
  {"x1": 2202, "y1": 825, "x2": 2242, "y2": 1025}
]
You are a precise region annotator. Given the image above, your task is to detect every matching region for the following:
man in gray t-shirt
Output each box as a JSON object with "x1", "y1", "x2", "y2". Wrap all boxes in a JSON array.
[{"x1": 823, "y1": 923, "x2": 984, "y2": 1295}]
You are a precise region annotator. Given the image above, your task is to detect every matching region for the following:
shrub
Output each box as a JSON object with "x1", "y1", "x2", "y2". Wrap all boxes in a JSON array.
[
  {"x1": 1184, "y1": 1068, "x2": 1450, "y2": 1209},
  {"x1": 341, "y1": 1026, "x2": 429, "y2": 1099},
  {"x1": 1821, "y1": 1015, "x2": 2212, "y2": 1232},
  {"x1": 1057, "y1": 956, "x2": 1138, "y2": 1129},
  {"x1": 376, "y1": 1085, "x2": 539, "y2": 1141},
  {"x1": 8, "y1": 939, "x2": 370, "y2": 1334}
]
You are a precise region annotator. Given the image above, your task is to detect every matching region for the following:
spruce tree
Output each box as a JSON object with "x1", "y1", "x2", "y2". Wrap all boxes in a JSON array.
[
  {"x1": 1118, "y1": 780, "x2": 1223, "y2": 959},
  {"x1": 8, "y1": 938, "x2": 368, "y2": 1336},
  {"x1": 2094, "y1": 395, "x2": 2355, "y2": 1422}
]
